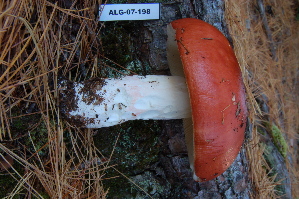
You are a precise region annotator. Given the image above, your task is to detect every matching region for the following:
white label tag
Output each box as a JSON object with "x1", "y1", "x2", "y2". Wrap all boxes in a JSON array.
[{"x1": 99, "y1": 3, "x2": 160, "y2": 21}]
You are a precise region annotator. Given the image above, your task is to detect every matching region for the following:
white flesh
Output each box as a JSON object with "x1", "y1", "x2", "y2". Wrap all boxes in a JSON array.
[{"x1": 167, "y1": 24, "x2": 196, "y2": 180}]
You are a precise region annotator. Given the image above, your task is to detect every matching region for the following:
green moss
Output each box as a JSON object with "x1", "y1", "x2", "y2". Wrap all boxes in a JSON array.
[
  {"x1": 265, "y1": 122, "x2": 288, "y2": 158},
  {"x1": 0, "y1": 111, "x2": 50, "y2": 197},
  {"x1": 100, "y1": 21, "x2": 142, "y2": 77},
  {"x1": 0, "y1": 174, "x2": 17, "y2": 198},
  {"x1": 262, "y1": 142, "x2": 288, "y2": 197},
  {"x1": 39, "y1": 192, "x2": 50, "y2": 199},
  {"x1": 271, "y1": 124, "x2": 288, "y2": 158},
  {"x1": 11, "y1": 111, "x2": 41, "y2": 132},
  {"x1": 130, "y1": 171, "x2": 171, "y2": 198},
  {"x1": 125, "y1": 59, "x2": 151, "y2": 75},
  {"x1": 18, "y1": 121, "x2": 49, "y2": 158},
  {"x1": 93, "y1": 120, "x2": 162, "y2": 198},
  {"x1": 0, "y1": 157, "x2": 25, "y2": 198},
  {"x1": 101, "y1": 21, "x2": 133, "y2": 66},
  {"x1": 100, "y1": 16, "x2": 158, "y2": 77},
  {"x1": 260, "y1": 122, "x2": 291, "y2": 197},
  {"x1": 257, "y1": 126, "x2": 266, "y2": 136}
]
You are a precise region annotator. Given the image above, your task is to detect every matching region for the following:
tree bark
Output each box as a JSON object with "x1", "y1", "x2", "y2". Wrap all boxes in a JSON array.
[
  {"x1": 135, "y1": 1, "x2": 252, "y2": 197},
  {"x1": 96, "y1": 1, "x2": 254, "y2": 198},
  {"x1": 94, "y1": 0, "x2": 293, "y2": 198}
]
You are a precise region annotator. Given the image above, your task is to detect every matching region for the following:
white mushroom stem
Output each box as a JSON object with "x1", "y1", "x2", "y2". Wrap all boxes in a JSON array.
[{"x1": 64, "y1": 75, "x2": 191, "y2": 128}]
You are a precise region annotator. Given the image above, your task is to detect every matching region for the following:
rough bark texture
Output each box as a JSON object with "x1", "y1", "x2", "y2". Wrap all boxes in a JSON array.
[
  {"x1": 93, "y1": 0, "x2": 294, "y2": 198},
  {"x1": 96, "y1": 0, "x2": 254, "y2": 198},
  {"x1": 138, "y1": 1, "x2": 252, "y2": 198}
]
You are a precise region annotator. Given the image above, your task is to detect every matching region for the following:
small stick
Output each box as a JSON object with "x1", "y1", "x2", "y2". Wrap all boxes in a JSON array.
[
  {"x1": 257, "y1": 0, "x2": 278, "y2": 61},
  {"x1": 176, "y1": 39, "x2": 190, "y2": 55}
]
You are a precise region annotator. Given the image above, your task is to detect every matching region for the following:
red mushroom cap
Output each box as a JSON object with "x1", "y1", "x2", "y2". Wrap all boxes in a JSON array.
[{"x1": 170, "y1": 18, "x2": 247, "y2": 181}]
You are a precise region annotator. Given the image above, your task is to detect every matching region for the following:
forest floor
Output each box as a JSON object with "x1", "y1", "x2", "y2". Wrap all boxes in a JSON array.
[{"x1": 0, "y1": 0, "x2": 298, "y2": 198}]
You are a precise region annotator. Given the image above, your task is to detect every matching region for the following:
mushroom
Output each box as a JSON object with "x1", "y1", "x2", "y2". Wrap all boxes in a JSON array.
[
  {"x1": 60, "y1": 75, "x2": 191, "y2": 128},
  {"x1": 60, "y1": 18, "x2": 247, "y2": 182},
  {"x1": 167, "y1": 18, "x2": 247, "y2": 181}
]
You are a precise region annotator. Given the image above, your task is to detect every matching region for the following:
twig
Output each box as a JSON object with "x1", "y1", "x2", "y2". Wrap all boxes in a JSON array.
[{"x1": 257, "y1": 0, "x2": 278, "y2": 61}]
